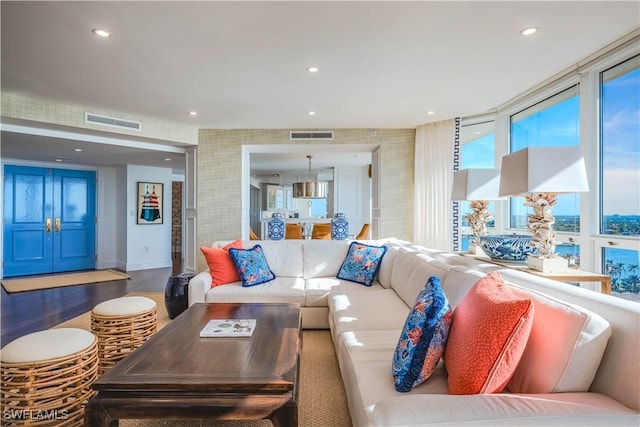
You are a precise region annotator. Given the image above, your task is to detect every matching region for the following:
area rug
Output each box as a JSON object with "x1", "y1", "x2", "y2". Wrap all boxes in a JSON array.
[
  {"x1": 1, "y1": 269, "x2": 130, "y2": 293},
  {"x1": 53, "y1": 293, "x2": 353, "y2": 427}
]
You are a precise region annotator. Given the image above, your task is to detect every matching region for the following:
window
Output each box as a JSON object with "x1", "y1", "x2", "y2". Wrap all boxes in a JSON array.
[
  {"x1": 510, "y1": 86, "x2": 581, "y2": 232},
  {"x1": 459, "y1": 39, "x2": 639, "y2": 302},
  {"x1": 310, "y1": 198, "x2": 327, "y2": 217},
  {"x1": 604, "y1": 248, "x2": 640, "y2": 296},
  {"x1": 600, "y1": 55, "x2": 639, "y2": 299},
  {"x1": 459, "y1": 120, "x2": 497, "y2": 249},
  {"x1": 600, "y1": 56, "x2": 640, "y2": 237}
]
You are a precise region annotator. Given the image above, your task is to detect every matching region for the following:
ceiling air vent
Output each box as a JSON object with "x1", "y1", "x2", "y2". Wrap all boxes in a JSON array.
[
  {"x1": 85, "y1": 112, "x2": 142, "y2": 131},
  {"x1": 290, "y1": 131, "x2": 334, "y2": 140}
]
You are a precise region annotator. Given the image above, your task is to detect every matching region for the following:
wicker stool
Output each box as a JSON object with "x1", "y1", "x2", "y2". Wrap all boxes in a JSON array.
[
  {"x1": 91, "y1": 296, "x2": 157, "y2": 375},
  {"x1": 0, "y1": 328, "x2": 98, "y2": 427}
]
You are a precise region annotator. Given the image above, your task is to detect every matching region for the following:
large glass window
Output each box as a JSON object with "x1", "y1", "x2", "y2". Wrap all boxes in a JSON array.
[
  {"x1": 510, "y1": 86, "x2": 581, "y2": 232},
  {"x1": 600, "y1": 55, "x2": 640, "y2": 237},
  {"x1": 604, "y1": 248, "x2": 640, "y2": 297},
  {"x1": 459, "y1": 121, "x2": 496, "y2": 250},
  {"x1": 600, "y1": 55, "x2": 639, "y2": 300}
]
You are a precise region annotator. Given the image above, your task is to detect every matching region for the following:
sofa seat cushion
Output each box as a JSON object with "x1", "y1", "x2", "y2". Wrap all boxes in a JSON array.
[
  {"x1": 337, "y1": 329, "x2": 449, "y2": 427},
  {"x1": 305, "y1": 277, "x2": 383, "y2": 307},
  {"x1": 328, "y1": 289, "x2": 410, "y2": 337},
  {"x1": 204, "y1": 277, "x2": 305, "y2": 305},
  {"x1": 372, "y1": 392, "x2": 639, "y2": 427}
]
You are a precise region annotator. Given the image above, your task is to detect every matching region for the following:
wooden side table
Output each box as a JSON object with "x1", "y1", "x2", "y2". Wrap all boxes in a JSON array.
[{"x1": 461, "y1": 254, "x2": 612, "y2": 294}]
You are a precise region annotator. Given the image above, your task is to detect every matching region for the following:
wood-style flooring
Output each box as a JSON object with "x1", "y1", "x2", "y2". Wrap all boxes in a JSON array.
[{"x1": 1, "y1": 257, "x2": 183, "y2": 346}]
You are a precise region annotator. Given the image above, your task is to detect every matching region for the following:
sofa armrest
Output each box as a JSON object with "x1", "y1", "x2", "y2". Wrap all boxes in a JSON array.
[{"x1": 188, "y1": 271, "x2": 212, "y2": 306}]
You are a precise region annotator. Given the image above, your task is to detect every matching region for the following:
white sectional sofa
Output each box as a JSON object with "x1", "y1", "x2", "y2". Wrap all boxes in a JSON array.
[{"x1": 188, "y1": 238, "x2": 640, "y2": 426}]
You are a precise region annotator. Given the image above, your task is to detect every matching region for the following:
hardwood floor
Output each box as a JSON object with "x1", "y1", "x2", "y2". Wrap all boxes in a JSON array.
[{"x1": 1, "y1": 257, "x2": 183, "y2": 346}]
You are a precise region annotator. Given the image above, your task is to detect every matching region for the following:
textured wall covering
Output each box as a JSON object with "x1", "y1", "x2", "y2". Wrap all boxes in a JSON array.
[
  {"x1": 2, "y1": 93, "x2": 198, "y2": 145},
  {"x1": 197, "y1": 129, "x2": 415, "y2": 271}
]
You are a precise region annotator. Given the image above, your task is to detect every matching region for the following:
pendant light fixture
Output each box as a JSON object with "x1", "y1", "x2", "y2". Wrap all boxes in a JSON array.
[{"x1": 292, "y1": 155, "x2": 329, "y2": 198}]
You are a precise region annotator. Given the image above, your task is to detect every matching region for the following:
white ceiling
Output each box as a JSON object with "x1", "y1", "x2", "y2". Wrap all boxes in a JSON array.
[{"x1": 1, "y1": 1, "x2": 638, "y2": 174}]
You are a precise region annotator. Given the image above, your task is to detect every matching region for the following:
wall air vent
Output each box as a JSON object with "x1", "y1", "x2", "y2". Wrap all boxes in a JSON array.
[
  {"x1": 85, "y1": 112, "x2": 142, "y2": 131},
  {"x1": 290, "y1": 131, "x2": 334, "y2": 140}
]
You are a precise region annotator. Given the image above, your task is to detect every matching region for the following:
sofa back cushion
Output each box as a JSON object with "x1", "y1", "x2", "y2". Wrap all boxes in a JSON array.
[
  {"x1": 441, "y1": 266, "x2": 487, "y2": 308},
  {"x1": 242, "y1": 240, "x2": 304, "y2": 277},
  {"x1": 302, "y1": 240, "x2": 350, "y2": 278},
  {"x1": 504, "y1": 282, "x2": 611, "y2": 393},
  {"x1": 375, "y1": 239, "x2": 407, "y2": 289},
  {"x1": 390, "y1": 249, "x2": 451, "y2": 307}
]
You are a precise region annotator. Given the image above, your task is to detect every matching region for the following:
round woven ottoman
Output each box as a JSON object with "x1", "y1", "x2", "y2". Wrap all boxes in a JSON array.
[
  {"x1": 91, "y1": 296, "x2": 157, "y2": 375},
  {"x1": 0, "y1": 328, "x2": 98, "y2": 427}
]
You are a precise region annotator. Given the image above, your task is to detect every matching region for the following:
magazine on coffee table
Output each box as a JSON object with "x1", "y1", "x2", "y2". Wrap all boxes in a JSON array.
[{"x1": 199, "y1": 319, "x2": 257, "y2": 338}]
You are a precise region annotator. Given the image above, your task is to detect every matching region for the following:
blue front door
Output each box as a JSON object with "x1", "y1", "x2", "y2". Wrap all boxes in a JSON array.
[{"x1": 3, "y1": 165, "x2": 96, "y2": 277}]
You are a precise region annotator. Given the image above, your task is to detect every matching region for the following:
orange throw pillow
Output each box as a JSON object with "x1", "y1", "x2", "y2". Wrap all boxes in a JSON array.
[
  {"x1": 444, "y1": 271, "x2": 534, "y2": 395},
  {"x1": 200, "y1": 239, "x2": 243, "y2": 287}
]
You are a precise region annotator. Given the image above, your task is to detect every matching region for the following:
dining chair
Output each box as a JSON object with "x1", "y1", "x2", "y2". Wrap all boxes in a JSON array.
[
  {"x1": 312, "y1": 223, "x2": 332, "y2": 240},
  {"x1": 286, "y1": 223, "x2": 304, "y2": 239},
  {"x1": 355, "y1": 223, "x2": 370, "y2": 240}
]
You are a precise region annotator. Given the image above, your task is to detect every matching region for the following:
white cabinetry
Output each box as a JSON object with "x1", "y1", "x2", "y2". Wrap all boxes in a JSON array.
[{"x1": 265, "y1": 185, "x2": 293, "y2": 210}]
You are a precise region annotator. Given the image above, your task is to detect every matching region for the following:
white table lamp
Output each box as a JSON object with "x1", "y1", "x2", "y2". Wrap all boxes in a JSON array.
[
  {"x1": 451, "y1": 168, "x2": 505, "y2": 255},
  {"x1": 499, "y1": 146, "x2": 590, "y2": 272}
]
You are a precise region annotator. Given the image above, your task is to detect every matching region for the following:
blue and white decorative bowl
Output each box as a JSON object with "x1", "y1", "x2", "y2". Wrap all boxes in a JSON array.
[{"x1": 478, "y1": 234, "x2": 538, "y2": 262}]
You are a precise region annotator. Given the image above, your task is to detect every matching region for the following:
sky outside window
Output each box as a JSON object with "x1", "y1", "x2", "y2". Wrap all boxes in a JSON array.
[{"x1": 509, "y1": 86, "x2": 580, "y2": 231}]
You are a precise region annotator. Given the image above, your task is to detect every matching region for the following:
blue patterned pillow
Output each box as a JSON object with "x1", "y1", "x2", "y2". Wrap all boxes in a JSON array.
[
  {"x1": 336, "y1": 242, "x2": 388, "y2": 286},
  {"x1": 392, "y1": 275, "x2": 452, "y2": 392},
  {"x1": 228, "y1": 245, "x2": 275, "y2": 287}
]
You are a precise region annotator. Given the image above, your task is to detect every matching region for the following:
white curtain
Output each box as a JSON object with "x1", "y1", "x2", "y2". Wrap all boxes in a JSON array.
[{"x1": 414, "y1": 119, "x2": 456, "y2": 250}]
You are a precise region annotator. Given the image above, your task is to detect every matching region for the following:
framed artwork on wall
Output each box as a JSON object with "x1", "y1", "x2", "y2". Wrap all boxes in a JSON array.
[{"x1": 137, "y1": 182, "x2": 163, "y2": 224}]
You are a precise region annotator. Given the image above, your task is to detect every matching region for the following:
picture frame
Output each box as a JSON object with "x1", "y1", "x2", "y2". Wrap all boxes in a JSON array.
[{"x1": 137, "y1": 182, "x2": 163, "y2": 224}]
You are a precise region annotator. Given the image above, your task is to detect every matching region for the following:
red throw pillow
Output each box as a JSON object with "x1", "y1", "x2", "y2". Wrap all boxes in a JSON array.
[
  {"x1": 200, "y1": 239, "x2": 243, "y2": 287},
  {"x1": 443, "y1": 271, "x2": 534, "y2": 395}
]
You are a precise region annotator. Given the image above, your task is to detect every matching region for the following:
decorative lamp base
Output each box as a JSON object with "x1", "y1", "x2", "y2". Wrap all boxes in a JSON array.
[
  {"x1": 467, "y1": 244, "x2": 485, "y2": 256},
  {"x1": 526, "y1": 255, "x2": 569, "y2": 273}
]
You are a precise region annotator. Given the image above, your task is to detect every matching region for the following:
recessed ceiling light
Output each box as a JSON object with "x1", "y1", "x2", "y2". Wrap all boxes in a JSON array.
[
  {"x1": 188, "y1": 111, "x2": 197, "y2": 116},
  {"x1": 92, "y1": 28, "x2": 112, "y2": 38},
  {"x1": 307, "y1": 111, "x2": 316, "y2": 116},
  {"x1": 306, "y1": 66, "x2": 319, "y2": 73},
  {"x1": 74, "y1": 148, "x2": 83, "y2": 152},
  {"x1": 55, "y1": 158, "x2": 63, "y2": 162},
  {"x1": 520, "y1": 27, "x2": 538, "y2": 36},
  {"x1": 164, "y1": 158, "x2": 171, "y2": 161},
  {"x1": 426, "y1": 111, "x2": 435, "y2": 115}
]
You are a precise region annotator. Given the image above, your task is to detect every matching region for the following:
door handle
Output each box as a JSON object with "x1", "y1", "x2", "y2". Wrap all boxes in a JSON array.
[
  {"x1": 55, "y1": 218, "x2": 61, "y2": 232},
  {"x1": 45, "y1": 218, "x2": 51, "y2": 232}
]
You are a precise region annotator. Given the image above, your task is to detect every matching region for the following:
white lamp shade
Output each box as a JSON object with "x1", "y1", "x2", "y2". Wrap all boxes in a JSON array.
[
  {"x1": 451, "y1": 168, "x2": 505, "y2": 201},
  {"x1": 499, "y1": 146, "x2": 590, "y2": 196}
]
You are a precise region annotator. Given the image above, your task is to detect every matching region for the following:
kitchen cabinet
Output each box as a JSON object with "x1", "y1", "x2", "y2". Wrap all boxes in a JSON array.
[{"x1": 264, "y1": 185, "x2": 293, "y2": 210}]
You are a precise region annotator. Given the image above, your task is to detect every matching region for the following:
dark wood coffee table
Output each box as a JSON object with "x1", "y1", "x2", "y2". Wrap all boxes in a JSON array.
[{"x1": 84, "y1": 302, "x2": 301, "y2": 426}]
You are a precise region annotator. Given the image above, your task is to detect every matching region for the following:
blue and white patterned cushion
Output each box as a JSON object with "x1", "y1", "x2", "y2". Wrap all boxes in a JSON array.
[
  {"x1": 392, "y1": 275, "x2": 452, "y2": 392},
  {"x1": 336, "y1": 241, "x2": 387, "y2": 286},
  {"x1": 228, "y1": 245, "x2": 275, "y2": 287}
]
